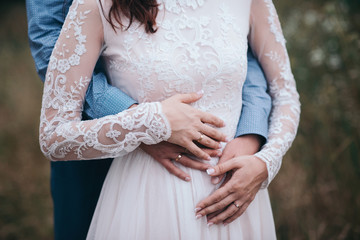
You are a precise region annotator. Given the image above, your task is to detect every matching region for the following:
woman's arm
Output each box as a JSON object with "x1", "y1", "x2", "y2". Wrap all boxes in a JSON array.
[
  {"x1": 40, "y1": 0, "x2": 227, "y2": 161},
  {"x1": 195, "y1": 0, "x2": 300, "y2": 224},
  {"x1": 235, "y1": 48, "x2": 271, "y2": 141},
  {"x1": 249, "y1": 0, "x2": 301, "y2": 187},
  {"x1": 26, "y1": 0, "x2": 137, "y2": 120}
]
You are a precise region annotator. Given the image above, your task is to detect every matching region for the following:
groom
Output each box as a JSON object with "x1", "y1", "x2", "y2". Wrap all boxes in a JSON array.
[{"x1": 26, "y1": 0, "x2": 271, "y2": 239}]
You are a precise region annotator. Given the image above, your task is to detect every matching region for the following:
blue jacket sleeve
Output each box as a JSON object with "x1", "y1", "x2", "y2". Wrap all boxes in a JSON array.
[
  {"x1": 26, "y1": 0, "x2": 137, "y2": 120},
  {"x1": 235, "y1": 47, "x2": 272, "y2": 141}
]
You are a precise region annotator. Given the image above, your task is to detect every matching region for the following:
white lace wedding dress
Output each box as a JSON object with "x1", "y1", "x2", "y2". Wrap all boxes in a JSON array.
[{"x1": 39, "y1": 0, "x2": 300, "y2": 239}]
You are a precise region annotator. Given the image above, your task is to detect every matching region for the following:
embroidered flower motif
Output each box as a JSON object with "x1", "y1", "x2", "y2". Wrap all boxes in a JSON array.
[
  {"x1": 68, "y1": 54, "x2": 80, "y2": 66},
  {"x1": 57, "y1": 59, "x2": 70, "y2": 73},
  {"x1": 106, "y1": 130, "x2": 122, "y2": 139},
  {"x1": 120, "y1": 115, "x2": 135, "y2": 130},
  {"x1": 84, "y1": 131, "x2": 98, "y2": 147},
  {"x1": 148, "y1": 119, "x2": 166, "y2": 138},
  {"x1": 75, "y1": 44, "x2": 86, "y2": 56},
  {"x1": 49, "y1": 56, "x2": 57, "y2": 70},
  {"x1": 76, "y1": 34, "x2": 86, "y2": 44}
]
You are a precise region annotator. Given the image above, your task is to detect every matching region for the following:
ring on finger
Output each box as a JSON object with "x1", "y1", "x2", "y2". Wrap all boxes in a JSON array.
[
  {"x1": 233, "y1": 202, "x2": 240, "y2": 209},
  {"x1": 196, "y1": 133, "x2": 204, "y2": 142},
  {"x1": 174, "y1": 154, "x2": 182, "y2": 162}
]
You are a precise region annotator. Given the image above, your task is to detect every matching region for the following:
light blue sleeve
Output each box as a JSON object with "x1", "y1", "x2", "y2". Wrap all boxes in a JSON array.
[
  {"x1": 26, "y1": 0, "x2": 137, "y2": 120},
  {"x1": 235, "y1": 48, "x2": 272, "y2": 141}
]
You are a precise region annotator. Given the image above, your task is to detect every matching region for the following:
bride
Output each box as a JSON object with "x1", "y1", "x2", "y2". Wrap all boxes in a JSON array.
[{"x1": 39, "y1": 0, "x2": 300, "y2": 239}]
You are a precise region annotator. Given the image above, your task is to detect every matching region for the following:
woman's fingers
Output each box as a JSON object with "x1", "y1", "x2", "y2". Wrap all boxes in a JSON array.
[
  {"x1": 206, "y1": 209, "x2": 223, "y2": 222},
  {"x1": 199, "y1": 110, "x2": 226, "y2": 128},
  {"x1": 195, "y1": 185, "x2": 233, "y2": 213},
  {"x1": 207, "y1": 203, "x2": 240, "y2": 225},
  {"x1": 202, "y1": 148, "x2": 222, "y2": 158},
  {"x1": 223, "y1": 202, "x2": 250, "y2": 225},
  {"x1": 199, "y1": 124, "x2": 228, "y2": 144},
  {"x1": 185, "y1": 141, "x2": 211, "y2": 160},
  {"x1": 195, "y1": 133, "x2": 222, "y2": 150},
  {"x1": 206, "y1": 158, "x2": 241, "y2": 177},
  {"x1": 177, "y1": 91, "x2": 204, "y2": 104},
  {"x1": 196, "y1": 194, "x2": 235, "y2": 219}
]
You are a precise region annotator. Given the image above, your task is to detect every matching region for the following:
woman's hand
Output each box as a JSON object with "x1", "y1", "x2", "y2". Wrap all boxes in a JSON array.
[
  {"x1": 195, "y1": 154, "x2": 268, "y2": 226},
  {"x1": 161, "y1": 91, "x2": 228, "y2": 160}
]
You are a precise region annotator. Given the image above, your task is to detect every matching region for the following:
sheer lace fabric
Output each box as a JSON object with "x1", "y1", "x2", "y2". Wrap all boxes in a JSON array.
[
  {"x1": 39, "y1": 0, "x2": 171, "y2": 161},
  {"x1": 250, "y1": 0, "x2": 301, "y2": 187},
  {"x1": 39, "y1": 0, "x2": 300, "y2": 187},
  {"x1": 38, "y1": 0, "x2": 300, "y2": 238}
]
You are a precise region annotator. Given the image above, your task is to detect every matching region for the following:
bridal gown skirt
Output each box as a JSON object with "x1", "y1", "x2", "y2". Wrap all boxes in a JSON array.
[{"x1": 87, "y1": 149, "x2": 276, "y2": 239}]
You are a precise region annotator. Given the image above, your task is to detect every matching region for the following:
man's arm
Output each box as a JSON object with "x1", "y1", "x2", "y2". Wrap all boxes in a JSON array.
[
  {"x1": 235, "y1": 47, "x2": 272, "y2": 142},
  {"x1": 26, "y1": 0, "x2": 137, "y2": 120}
]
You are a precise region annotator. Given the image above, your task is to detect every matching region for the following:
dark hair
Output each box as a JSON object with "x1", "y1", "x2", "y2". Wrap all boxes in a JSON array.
[{"x1": 100, "y1": 0, "x2": 159, "y2": 33}]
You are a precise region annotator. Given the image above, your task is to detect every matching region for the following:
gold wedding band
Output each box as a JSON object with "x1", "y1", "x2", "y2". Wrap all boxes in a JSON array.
[
  {"x1": 197, "y1": 133, "x2": 204, "y2": 142},
  {"x1": 175, "y1": 154, "x2": 182, "y2": 162},
  {"x1": 233, "y1": 202, "x2": 240, "y2": 209}
]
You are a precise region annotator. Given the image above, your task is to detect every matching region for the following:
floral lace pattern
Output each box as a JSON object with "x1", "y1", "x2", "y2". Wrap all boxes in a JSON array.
[
  {"x1": 39, "y1": 0, "x2": 300, "y2": 189},
  {"x1": 251, "y1": 0, "x2": 301, "y2": 187},
  {"x1": 159, "y1": 0, "x2": 206, "y2": 14},
  {"x1": 100, "y1": 1, "x2": 250, "y2": 144},
  {"x1": 39, "y1": 0, "x2": 171, "y2": 161}
]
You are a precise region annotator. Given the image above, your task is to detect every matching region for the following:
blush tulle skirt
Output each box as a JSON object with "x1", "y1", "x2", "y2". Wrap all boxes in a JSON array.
[{"x1": 87, "y1": 149, "x2": 276, "y2": 239}]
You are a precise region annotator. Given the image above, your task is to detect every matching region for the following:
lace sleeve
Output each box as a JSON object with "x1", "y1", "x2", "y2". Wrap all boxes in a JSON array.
[
  {"x1": 39, "y1": 0, "x2": 171, "y2": 161},
  {"x1": 249, "y1": 0, "x2": 301, "y2": 187}
]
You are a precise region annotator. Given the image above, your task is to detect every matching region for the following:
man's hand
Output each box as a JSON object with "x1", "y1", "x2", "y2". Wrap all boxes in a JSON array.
[
  {"x1": 140, "y1": 142, "x2": 221, "y2": 182},
  {"x1": 194, "y1": 135, "x2": 268, "y2": 225}
]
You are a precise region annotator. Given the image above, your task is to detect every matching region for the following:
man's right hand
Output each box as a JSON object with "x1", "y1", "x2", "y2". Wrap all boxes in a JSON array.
[{"x1": 140, "y1": 142, "x2": 222, "y2": 182}]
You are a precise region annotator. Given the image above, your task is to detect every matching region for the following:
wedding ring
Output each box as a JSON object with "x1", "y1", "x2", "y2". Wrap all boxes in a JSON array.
[
  {"x1": 233, "y1": 202, "x2": 240, "y2": 209},
  {"x1": 175, "y1": 154, "x2": 182, "y2": 162},
  {"x1": 197, "y1": 133, "x2": 204, "y2": 142}
]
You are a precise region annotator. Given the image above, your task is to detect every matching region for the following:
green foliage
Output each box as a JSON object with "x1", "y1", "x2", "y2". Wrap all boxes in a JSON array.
[
  {"x1": 271, "y1": 0, "x2": 360, "y2": 239},
  {"x1": 0, "y1": 1, "x2": 359, "y2": 239}
]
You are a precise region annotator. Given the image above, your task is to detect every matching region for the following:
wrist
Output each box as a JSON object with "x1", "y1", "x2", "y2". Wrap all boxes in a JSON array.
[
  {"x1": 234, "y1": 134, "x2": 261, "y2": 155},
  {"x1": 129, "y1": 103, "x2": 138, "y2": 109},
  {"x1": 251, "y1": 155, "x2": 268, "y2": 180}
]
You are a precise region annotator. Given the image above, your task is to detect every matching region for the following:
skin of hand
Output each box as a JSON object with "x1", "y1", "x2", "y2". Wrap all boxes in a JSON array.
[
  {"x1": 161, "y1": 91, "x2": 228, "y2": 160},
  {"x1": 140, "y1": 142, "x2": 222, "y2": 182},
  {"x1": 194, "y1": 135, "x2": 268, "y2": 226}
]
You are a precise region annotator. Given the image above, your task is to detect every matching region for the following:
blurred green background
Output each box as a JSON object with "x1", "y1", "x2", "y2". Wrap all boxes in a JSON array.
[{"x1": 0, "y1": 0, "x2": 359, "y2": 239}]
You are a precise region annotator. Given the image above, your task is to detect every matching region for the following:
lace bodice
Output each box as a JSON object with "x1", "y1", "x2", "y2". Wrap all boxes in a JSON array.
[{"x1": 39, "y1": 0, "x2": 300, "y2": 186}]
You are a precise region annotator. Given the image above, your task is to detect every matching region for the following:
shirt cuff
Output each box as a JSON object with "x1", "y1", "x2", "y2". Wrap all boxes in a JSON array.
[
  {"x1": 234, "y1": 105, "x2": 269, "y2": 141},
  {"x1": 84, "y1": 86, "x2": 137, "y2": 120}
]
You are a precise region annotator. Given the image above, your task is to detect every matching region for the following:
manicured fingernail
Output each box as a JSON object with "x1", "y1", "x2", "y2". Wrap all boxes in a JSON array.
[
  {"x1": 211, "y1": 177, "x2": 220, "y2": 184},
  {"x1": 217, "y1": 150, "x2": 222, "y2": 157},
  {"x1": 223, "y1": 222, "x2": 228, "y2": 226},
  {"x1": 194, "y1": 207, "x2": 202, "y2": 212},
  {"x1": 196, "y1": 214, "x2": 202, "y2": 219},
  {"x1": 206, "y1": 168, "x2": 215, "y2": 175},
  {"x1": 206, "y1": 155, "x2": 211, "y2": 160},
  {"x1": 185, "y1": 177, "x2": 191, "y2": 182},
  {"x1": 196, "y1": 90, "x2": 204, "y2": 95},
  {"x1": 207, "y1": 222, "x2": 214, "y2": 227}
]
